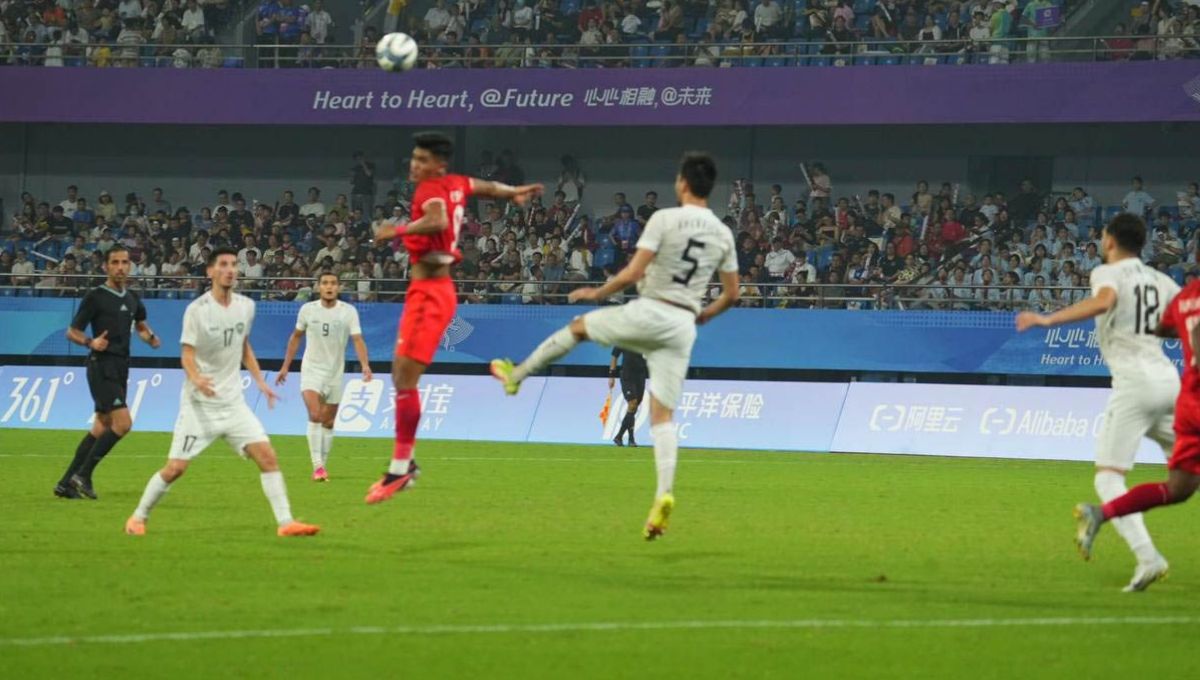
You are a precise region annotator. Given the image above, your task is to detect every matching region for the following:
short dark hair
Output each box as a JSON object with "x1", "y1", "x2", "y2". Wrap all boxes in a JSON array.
[
  {"x1": 413, "y1": 131, "x2": 453, "y2": 161},
  {"x1": 317, "y1": 271, "x2": 339, "y2": 284},
  {"x1": 207, "y1": 245, "x2": 238, "y2": 266},
  {"x1": 678, "y1": 152, "x2": 717, "y2": 199},
  {"x1": 1106, "y1": 213, "x2": 1147, "y2": 253},
  {"x1": 105, "y1": 245, "x2": 130, "y2": 263}
]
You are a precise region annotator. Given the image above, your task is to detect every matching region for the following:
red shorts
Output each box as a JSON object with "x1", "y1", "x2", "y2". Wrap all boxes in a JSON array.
[
  {"x1": 1170, "y1": 396, "x2": 1200, "y2": 475},
  {"x1": 396, "y1": 277, "x2": 457, "y2": 365}
]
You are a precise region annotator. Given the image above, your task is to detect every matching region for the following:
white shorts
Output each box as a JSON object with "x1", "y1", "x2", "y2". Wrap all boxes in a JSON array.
[
  {"x1": 168, "y1": 396, "x2": 269, "y2": 461},
  {"x1": 1095, "y1": 375, "x2": 1178, "y2": 470},
  {"x1": 582, "y1": 298, "x2": 697, "y2": 410},
  {"x1": 300, "y1": 371, "x2": 345, "y2": 404}
]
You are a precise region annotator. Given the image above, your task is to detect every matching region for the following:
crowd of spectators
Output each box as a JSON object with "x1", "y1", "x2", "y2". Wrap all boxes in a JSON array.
[
  {"x1": 4, "y1": 153, "x2": 1200, "y2": 311},
  {"x1": 0, "y1": 0, "x2": 239, "y2": 67},
  {"x1": 12, "y1": 0, "x2": 1195, "y2": 69}
]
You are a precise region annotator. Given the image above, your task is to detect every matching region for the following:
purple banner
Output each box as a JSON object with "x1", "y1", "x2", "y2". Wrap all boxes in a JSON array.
[{"x1": 2, "y1": 62, "x2": 1199, "y2": 126}]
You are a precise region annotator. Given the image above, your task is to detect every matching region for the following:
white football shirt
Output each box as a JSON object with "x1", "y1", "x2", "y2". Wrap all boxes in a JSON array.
[
  {"x1": 1090, "y1": 257, "x2": 1180, "y2": 382},
  {"x1": 179, "y1": 291, "x2": 256, "y2": 406},
  {"x1": 635, "y1": 205, "x2": 738, "y2": 314},
  {"x1": 296, "y1": 300, "x2": 362, "y2": 377}
]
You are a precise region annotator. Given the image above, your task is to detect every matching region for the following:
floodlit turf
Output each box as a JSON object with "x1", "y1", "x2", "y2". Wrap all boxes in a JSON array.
[{"x1": 3, "y1": 430, "x2": 1199, "y2": 679}]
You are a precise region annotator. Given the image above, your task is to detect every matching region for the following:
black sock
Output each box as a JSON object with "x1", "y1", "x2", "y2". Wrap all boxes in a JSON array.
[
  {"x1": 60, "y1": 433, "x2": 97, "y2": 486},
  {"x1": 621, "y1": 412, "x2": 636, "y2": 442},
  {"x1": 79, "y1": 429, "x2": 122, "y2": 480}
]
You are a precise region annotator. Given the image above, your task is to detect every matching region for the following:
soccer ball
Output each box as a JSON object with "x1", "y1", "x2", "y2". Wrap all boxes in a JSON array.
[{"x1": 376, "y1": 32, "x2": 419, "y2": 72}]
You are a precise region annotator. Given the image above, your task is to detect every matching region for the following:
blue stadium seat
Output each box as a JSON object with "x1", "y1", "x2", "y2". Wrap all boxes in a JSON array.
[
  {"x1": 559, "y1": 0, "x2": 581, "y2": 15},
  {"x1": 853, "y1": 54, "x2": 876, "y2": 66},
  {"x1": 742, "y1": 57, "x2": 763, "y2": 67},
  {"x1": 808, "y1": 56, "x2": 830, "y2": 67},
  {"x1": 630, "y1": 45, "x2": 650, "y2": 68},
  {"x1": 16, "y1": 288, "x2": 33, "y2": 298},
  {"x1": 764, "y1": 56, "x2": 788, "y2": 68},
  {"x1": 1104, "y1": 206, "x2": 1124, "y2": 221},
  {"x1": 222, "y1": 57, "x2": 244, "y2": 68},
  {"x1": 880, "y1": 54, "x2": 902, "y2": 65},
  {"x1": 651, "y1": 45, "x2": 671, "y2": 67},
  {"x1": 0, "y1": 288, "x2": 12, "y2": 297},
  {"x1": 139, "y1": 56, "x2": 156, "y2": 68}
]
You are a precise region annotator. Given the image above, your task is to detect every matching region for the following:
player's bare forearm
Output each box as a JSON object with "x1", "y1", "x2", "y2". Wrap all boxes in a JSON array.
[
  {"x1": 181, "y1": 344, "x2": 201, "y2": 383},
  {"x1": 1018, "y1": 288, "x2": 1115, "y2": 331},
  {"x1": 470, "y1": 178, "x2": 544, "y2": 206},
  {"x1": 242, "y1": 340, "x2": 269, "y2": 387},
  {"x1": 698, "y1": 271, "x2": 741, "y2": 325},
  {"x1": 279, "y1": 330, "x2": 303, "y2": 374},
  {"x1": 352, "y1": 334, "x2": 371, "y2": 375},
  {"x1": 1191, "y1": 321, "x2": 1200, "y2": 368}
]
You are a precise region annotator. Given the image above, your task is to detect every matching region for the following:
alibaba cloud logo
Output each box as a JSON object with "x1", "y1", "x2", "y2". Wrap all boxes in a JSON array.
[{"x1": 980, "y1": 407, "x2": 1017, "y2": 435}]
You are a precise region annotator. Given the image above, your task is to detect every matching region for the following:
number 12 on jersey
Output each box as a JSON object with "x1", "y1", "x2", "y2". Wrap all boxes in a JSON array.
[{"x1": 1134, "y1": 284, "x2": 1161, "y2": 335}]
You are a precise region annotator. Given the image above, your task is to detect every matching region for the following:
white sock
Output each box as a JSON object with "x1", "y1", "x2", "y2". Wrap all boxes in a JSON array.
[
  {"x1": 1095, "y1": 470, "x2": 1160, "y2": 564},
  {"x1": 306, "y1": 422, "x2": 323, "y2": 470},
  {"x1": 513, "y1": 327, "x2": 579, "y2": 382},
  {"x1": 321, "y1": 426, "x2": 334, "y2": 467},
  {"x1": 133, "y1": 471, "x2": 172, "y2": 520},
  {"x1": 651, "y1": 422, "x2": 678, "y2": 498},
  {"x1": 260, "y1": 471, "x2": 294, "y2": 527},
  {"x1": 388, "y1": 458, "x2": 411, "y2": 476}
]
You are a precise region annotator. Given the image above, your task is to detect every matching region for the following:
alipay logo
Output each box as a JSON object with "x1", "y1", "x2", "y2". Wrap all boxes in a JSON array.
[
  {"x1": 440, "y1": 315, "x2": 474, "y2": 351},
  {"x1": 336, "y1": 378, "x2": 385, "y2": 433}
]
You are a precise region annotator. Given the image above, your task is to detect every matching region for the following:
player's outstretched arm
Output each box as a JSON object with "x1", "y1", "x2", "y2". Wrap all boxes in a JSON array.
[
  {"x1": 1015, "y1": 287, "x2": 1116, "y2": 332},
  {"x1": 469, "y1": 178, "x2": 545, "y2": 207},
  {"x1": 276, "y1": 329, "x2": 304, "y2": 385},
  {"x1": 697, "y1": 270, "x2": 742, "y2": 326},
  {"x1": 374, "y1": 201, "x2": 448, "y2": 242},
  {"x1": 135, "y1": 320, "x2": 161, "y2": 349},
  {"x1": 352, "y1": 333, "x2": 373, "y2": 382},
  {"x1": 242, "y1": 339, "x2": 278, "y2": 408},
  {"x1": 568, "y1": 248, "x2": 654, "y2": 303}
]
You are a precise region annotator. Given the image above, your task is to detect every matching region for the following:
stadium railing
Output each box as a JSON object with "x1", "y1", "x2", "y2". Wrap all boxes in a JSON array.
[
  {"x1": 0, "y1": 34, "x2": 1192, "y2": 69},
  {"x1": 2, "y1": 272, "x2": 1088, "y2": 311}
]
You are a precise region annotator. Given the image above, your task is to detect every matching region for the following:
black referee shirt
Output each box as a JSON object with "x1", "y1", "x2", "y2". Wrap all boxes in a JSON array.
[
  {"x1": 612, "y1": 347, "x2": 648, "y2": 383},
  {"x1": 70, "y1": 285, "x2": 147, "y2": 358}
]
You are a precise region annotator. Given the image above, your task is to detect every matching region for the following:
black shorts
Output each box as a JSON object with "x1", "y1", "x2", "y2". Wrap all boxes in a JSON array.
[
  {"x1": 86, "y1": 355, "x2": 130, "y2": 414},
  {"x1": 621, "y1": 377, "x2": 646, "y2": 403}
]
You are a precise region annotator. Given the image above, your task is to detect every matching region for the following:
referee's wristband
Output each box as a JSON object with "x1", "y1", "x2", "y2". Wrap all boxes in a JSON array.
[{"x1": 608, "y1": 370, "x2": 618, "y2": 379}]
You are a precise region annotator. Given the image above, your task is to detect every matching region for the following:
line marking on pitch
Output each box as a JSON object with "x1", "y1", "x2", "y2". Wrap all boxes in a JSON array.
[{"x1": 2, "y1": 616, "x2": 1196, "y2": 647}]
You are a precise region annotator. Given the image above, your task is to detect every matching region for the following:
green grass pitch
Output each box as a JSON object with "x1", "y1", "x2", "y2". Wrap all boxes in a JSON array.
[{"x1": 2, "y1": 429, "x2": 1199, "y2": 679}]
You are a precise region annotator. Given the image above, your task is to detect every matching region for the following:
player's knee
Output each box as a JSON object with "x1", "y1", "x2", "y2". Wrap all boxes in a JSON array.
[
  {"x1": 322, "y1": 417, "x2": 335, "y2": 429},
  {"x1": 307, "y1": 408, "x2": 323, "y2": 423},
  {"x1": 567, "y1": 318, "x2": 588, "y2": 341}
]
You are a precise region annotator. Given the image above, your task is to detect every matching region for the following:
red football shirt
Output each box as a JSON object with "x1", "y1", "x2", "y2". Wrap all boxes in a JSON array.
[
  {"x1": 1159, "y1": 279, "x2": 1200, "y2": 397},
  {"x1": 403, "y1": 174, "x2": 473, "y2": 265}
]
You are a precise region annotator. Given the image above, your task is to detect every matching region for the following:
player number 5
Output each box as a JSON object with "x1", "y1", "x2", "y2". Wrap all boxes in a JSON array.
[{"x1": 673, "y1": 239, "x2": 705, "y2": 285}]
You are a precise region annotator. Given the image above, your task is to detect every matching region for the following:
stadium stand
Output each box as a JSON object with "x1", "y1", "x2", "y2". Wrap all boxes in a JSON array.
[
  {"x1": 4, "y1": 165, "x2": 1199, "y2": 311},
  {"x1": 4, "y1": 0, "x2": 1197, "y2": 68}
]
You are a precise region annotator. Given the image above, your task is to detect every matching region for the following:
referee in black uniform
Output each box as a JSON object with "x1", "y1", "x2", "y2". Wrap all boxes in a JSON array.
[
  {"x1": 608, "y1": 347, "x2": 648, "y2": 447},
  {"x1": 56, "y1": 245, "x2": 161, "y2": 499}
]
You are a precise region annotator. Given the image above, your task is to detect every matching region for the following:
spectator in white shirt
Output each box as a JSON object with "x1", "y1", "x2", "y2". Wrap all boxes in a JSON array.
[
  {"x1": 621, "y1": 9, "x2": 642, "y2": 35},
  {"x1": 305, "y1": 0, "x2": 334, "y2": 43},
  {"x1": 566, "y1": 239, "x2": 592, "y2": 280},
  {"x1": 59, "y1": 185, "x2": 80, "y2": 214},
  {"x1": 1122, "y1": 175, "x2": 1156, "y2": 217},
  {"x1": 239, "y1": 249, "x2": 265, "y2": 284},
  {"x1": 1067, "y1": 186, "x2": 1094, "y2": 216},
  {"x1": 299, "y1": 187, "x2": 326, "y2": 218},
  {"x1": 423, "y1": 0, "x2": 452, "y2": 39},
  {"x1": 181, "y1": 0, "x2": 206, "y2": 38},
  {"x1": 118, "y1": 0, "x2": 143, "y2": 20},
  {"x1": 763, "y1": 238, "x2": 796, "y2": 281},
  {"x1": 238, "y1": 236, "x2": 260, "y2": 267},
  {"x1": 754, "y1": 0, "x2": 784, "y2": 39}
]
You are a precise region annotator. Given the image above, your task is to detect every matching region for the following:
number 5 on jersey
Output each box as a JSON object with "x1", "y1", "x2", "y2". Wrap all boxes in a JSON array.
[{"x1": 673, "y1": 239, "x2": 706, "y2": 285}]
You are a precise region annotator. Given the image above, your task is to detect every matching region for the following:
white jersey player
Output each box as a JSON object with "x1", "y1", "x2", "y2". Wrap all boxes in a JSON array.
[
  {"x1": 1017, "y1": 213, "x2": 1178, "y2": 591},
  {"x1": 276, "y1": 272, "x2": 371, "y2": 481},
  {"x1": 124, "y1": 247, "x2": 319, "y2": 538},
  {"x1": 490, "y1": 152, "x2": 740, "y2": 540}
]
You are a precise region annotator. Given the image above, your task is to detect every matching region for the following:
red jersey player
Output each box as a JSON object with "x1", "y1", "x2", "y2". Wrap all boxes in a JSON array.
[
  {"x1": 365, "y1": 132, "x2": 542, "y2": 504},
  {"x1": 1074, "y1": 277, "x2": 1200, "y2": 590}
]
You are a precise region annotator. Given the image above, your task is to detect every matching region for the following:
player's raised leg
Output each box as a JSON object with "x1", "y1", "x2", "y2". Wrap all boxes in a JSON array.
[{"x1": 492, "y1": 317, "x2": 586, "y2": 394}]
